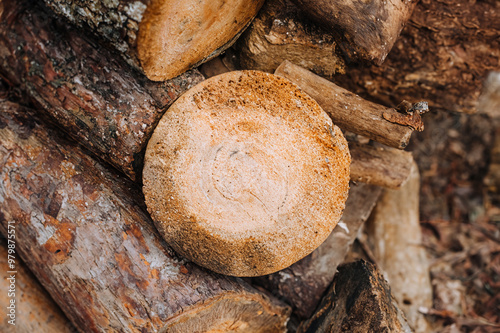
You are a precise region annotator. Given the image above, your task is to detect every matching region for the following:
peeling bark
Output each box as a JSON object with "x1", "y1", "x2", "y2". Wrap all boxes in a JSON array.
[
  {"x1": 0, "y1": 99, "x2": 290, "y2": 332},
  {"x1": 0, "y1": 0, "x2": 204, "y2": 181}
]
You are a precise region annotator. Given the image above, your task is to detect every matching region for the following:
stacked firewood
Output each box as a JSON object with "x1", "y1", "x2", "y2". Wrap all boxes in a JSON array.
[{"x1": 0, "y1": 0, "x2": 497, "y2": 331}]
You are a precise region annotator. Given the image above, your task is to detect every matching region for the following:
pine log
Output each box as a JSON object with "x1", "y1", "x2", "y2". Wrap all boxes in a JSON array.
[
  {"x1": 235, "y1": 0, "x2": 345, "y2": 77},
  {"x1": 143, "y1": 70, "x2": 351, "y2": 277},
  {"x1": 0, "y1": 239, "x2": 77, "y2": 333},
  {"x1": 334, "y1": 0, "x2": 500, "y2": 114},
  {"x1": 41, "y1": 0, "x2": 264, "y2": 81},
  {"x1": 275, "y1": 61, "x2": 415, "y2": 149},
  {"x1": 362, "y1": 162, "x2": 432, "y2": 332},
  {"x1": 297, "y1": 260, "x2": 413, "y2": 333},
  {"x1": 0, "y1": 99, "x2": 290, "y2": 332},
  {"x1": 290, "y1": 0, "x2": 417, "y2": 65},
  {"x1": 350, "y1": 142, "x2": 414, "y2": 189},
  {"x1": 0, "y1": 0, "x2": 204, "y2": 182},
  {"x1": 255, "y1": 183, "x2": 381, "y2": 319}
]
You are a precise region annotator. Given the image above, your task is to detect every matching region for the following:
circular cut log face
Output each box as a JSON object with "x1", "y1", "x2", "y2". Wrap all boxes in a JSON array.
[
  {"x1": 138, "y1": 0, "x2": 265, "y2": 81},
  {"x1": 143, "y1": 71, "x2": 350, "y2": 276}
]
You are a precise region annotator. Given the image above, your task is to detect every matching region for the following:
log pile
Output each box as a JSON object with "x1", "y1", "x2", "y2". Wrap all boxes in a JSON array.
[{"x1": 1, "y1": 0, "x2": 472, "y2": 330}]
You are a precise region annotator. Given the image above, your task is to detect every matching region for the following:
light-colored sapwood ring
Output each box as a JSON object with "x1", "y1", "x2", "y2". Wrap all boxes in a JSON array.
[
  {"x1": 137, "y1": 0, "x2": 265, "y2": 81},
  {"x1": 143, "y1": 71, "x2": 351, "y2": 276}
]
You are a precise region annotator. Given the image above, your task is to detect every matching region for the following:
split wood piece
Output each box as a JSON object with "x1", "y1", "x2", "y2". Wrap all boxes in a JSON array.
[
  {"x1": 350, "y1": 142, "x2": 414, "y2": 189},
  {"x1": 275, "y1": 61, "x2": 414, "y2": 149},
  {"x1": 255, "y1": 183, "x2": 382, "y2": 319},
  {"x1": 235, "y1": 0, "x2": 345, "y2": 77},
  {"x1": 297, "y1": 260, "x2": 413, "y2": 333},
  {"x1": 0, "y1": 0, "x2": 205, "y2": 181},
  {"x1": 0, "y1": 100, "x2": 290, "y2": 332},
  {"x1": 478, "y1": 71, "x2": 500, "y2": 118},
  {"x1": 290, "y1": 0, "x2": 417, "y2": 65},
  {"x1": 0, "y1": 239, "x2": 77, "y2": 333},
  {"x1": 42, "y1": 0, "x2": 264, "y2": 81},
  {"x1": 334, "y1": 0, "x2": 500, "y2": 114},
  {"x1": 362, "y1": 161, "x2": 432, "y2": 332},
  {"x1": 143, "y1": 71, "x2": 351, "y2": 277}
]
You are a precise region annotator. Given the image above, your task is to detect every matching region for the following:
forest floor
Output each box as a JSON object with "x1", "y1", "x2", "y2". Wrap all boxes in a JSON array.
[{"x1": 409, "y1": 110, "x2": 500, "y2": 332}]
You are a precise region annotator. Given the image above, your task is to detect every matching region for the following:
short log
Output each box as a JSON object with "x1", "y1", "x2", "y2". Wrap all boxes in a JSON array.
[{"x1": 298, "y1": 260, "x2": 413, "y2": 333}]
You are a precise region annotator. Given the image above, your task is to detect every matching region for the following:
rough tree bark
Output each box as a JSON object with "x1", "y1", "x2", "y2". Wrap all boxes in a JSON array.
[
  {"x1": 0, "y1": 239, "x2": 77, "y2": 333},
  {"x1": 334, "y1": 0, "x2": 500, "y2": 114},
  {"x1": 235, "y1": 0, "x2": 345, "y2": 77},
  {"x1": 275, "y1": 61, "x2": 415, "y2": 149},
  {"x1": 255, "y1": 183, "x2": 382, "y2": 319},
  {"x1": 0, "y1": 99, "x2": 290, "y2": 332},
  {"x1": 290, "y1": 0, "x2": 417, "y2": 65},
  {"x1": 0, "y1": 0, "x2": 204, "y2": 181},
  {"x1": 297, "y1": 260, "x2": 413, "y2": 333},
  {"x1": 362, "y1": 162, "x2": 433, "y2": 332},
  {"x1": 42, "y1": 0, "x2": 265, "y2": 81}
]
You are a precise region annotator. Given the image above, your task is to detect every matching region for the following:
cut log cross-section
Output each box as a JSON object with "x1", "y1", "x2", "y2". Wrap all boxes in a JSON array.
[
  {"x1": 143, "y1": 70, "x2": 351, "y2": 277},
  {"x1": 0, "y1": 99, "x2": 290, "y2": 332},
  {"x1": 42, "y1": 0, "x2": 265, "y2": 81}
]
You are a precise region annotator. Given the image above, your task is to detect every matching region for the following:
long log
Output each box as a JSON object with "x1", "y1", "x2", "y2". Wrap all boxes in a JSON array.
[
  {"x1": 235, "y1": 0, "x2": 345, "y2": 77},
  {"x1": 362, "y1": 162, "x2": 432, "y2": 332},
  {"x1": 275, "y1": 61, "x2": 415, "y2": 149},
  {"x1": 0, "y1": 99, "x2": 290, "y2": 332},
  {"x1": 0, "y1": 0, "x2": 204, "y2": 181},
  {"x1": 255, "y1": 183, "x2": 382, "y2": 318},
  {"x1": 334, "y1": 0, "x2": 500, "y2": 114},
  {"x1": 41, "y1": 0, "x2": 264, "y2": 81},
  {"x1": 297, "y1": 260, "x2": 413, "y2": 333},
  {"x1": 0, "y1": 239, "x2": 77, "y2": 333},
  {"x1": 290, "y1": 0, "x2": 417, "y2": 65}
]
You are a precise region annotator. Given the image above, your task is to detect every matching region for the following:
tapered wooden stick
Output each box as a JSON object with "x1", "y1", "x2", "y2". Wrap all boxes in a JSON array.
[{"x1": 275, "y1": 61, "x2": 414, "y2": 149}]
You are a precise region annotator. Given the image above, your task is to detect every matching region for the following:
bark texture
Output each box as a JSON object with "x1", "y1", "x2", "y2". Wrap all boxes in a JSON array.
[
  {"x1": 0, "y1": 239, "x2": 77, "y2": 333},
  {"x1": 275, "y1": 61, "x2": 414, "y2": 149},
  {"x1": 235, "y1": 0, "x2": 345, "y2": 77},
  {"x1": 298, "y1": 260, "x2": 413, "y2": 333},
  {"x1": 363, "y1": 162, "x2": 437, "y2": 332},
  {"x1": 290, "y1": 0, "x2": 417, "y2": 65},
  {"x1": 0, "y1": 0, "x2": 204, "y2": 181},
  {"x1": 42, "y1": 0, "x2": 264, "y2": 80},
  {"x1": 0, "y1": 99, "x2": 290, "y2": 332},
  {"x1": 350, "y1": 142, "x2": 414, "y2": 189},
  {"x1": 255, "y1": 183, "x2": 381, "y2": 318},
  {"x1": 335, "y1": 0, "x2": 500, "y2": 114}
]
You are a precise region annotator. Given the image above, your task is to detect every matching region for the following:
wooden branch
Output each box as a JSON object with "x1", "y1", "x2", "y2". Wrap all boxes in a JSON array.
[
  {"x1": 275, "y1": 61, "x2": 414, "y2": 149},
  {"x1": 0, "y1": 99, "x2": 290, "y2": 332},
  {"x1": 334, "y1": 0, "x2": 500, "y2": 114},
  {"x1": 255, "y1": 183, "x2": 382, "y2": 318},
  {"x1": 290, "y1": 0, "x2": 417, "y2": 65},
  {"x1": 235, "y1": 0, "x2": 345, "y2": 77},
  {"x1": 0, "y1": 239, "x2": 77, "y2": 333},
  {"x1": 41, "y1": 0, "x2": 264, "y2": 81},
  {"x1": 143, "y1": 70, "x2": 351, "y2": 277},
  {"x1": 350, "y1": 142, "x2": 414, "y2": 189},
  {"x1": 0, "y1": 0, "x2": 204, "y2": 181},
  {"x1": 297, "y1": 260, "x2": 413, "y2": 333},
  {"x1": 362, "y1": 161, "x2": 432, "y2": 332}
]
